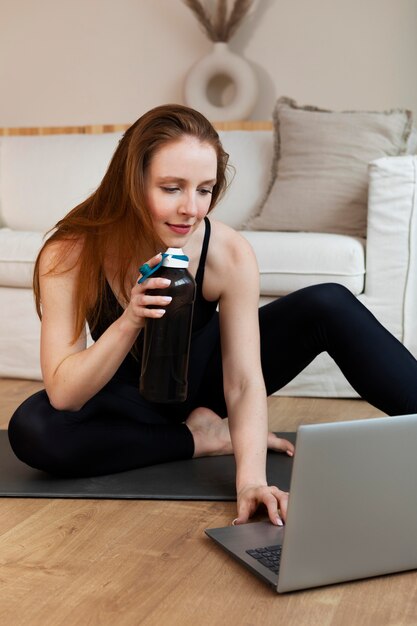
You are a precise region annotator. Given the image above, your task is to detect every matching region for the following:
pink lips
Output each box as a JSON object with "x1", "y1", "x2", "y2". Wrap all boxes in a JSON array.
[{"x1": 167, "y1": 223, "x2": 192, "y2": 235}]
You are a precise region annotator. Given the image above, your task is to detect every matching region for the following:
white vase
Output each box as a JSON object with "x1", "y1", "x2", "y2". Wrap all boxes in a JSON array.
[{"x1": 184, "y1": 42, "x2": 258, "y2": 122}]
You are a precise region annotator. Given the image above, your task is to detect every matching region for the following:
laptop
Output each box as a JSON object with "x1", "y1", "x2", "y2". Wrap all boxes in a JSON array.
[{"x1": 205, "y1": 414, "x2": 417, "y2": 593}]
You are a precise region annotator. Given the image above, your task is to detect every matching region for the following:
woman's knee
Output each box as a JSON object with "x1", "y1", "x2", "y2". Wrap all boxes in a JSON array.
[
  {"x1": 8, "y1": 390, "x2": 70, "y2": 473},
  {"x1": 300, "y1": 283, "x2": 357, "y2": 317},
  {"x1": 9, "y1": 391, "x2": 50, "y2": 444}
]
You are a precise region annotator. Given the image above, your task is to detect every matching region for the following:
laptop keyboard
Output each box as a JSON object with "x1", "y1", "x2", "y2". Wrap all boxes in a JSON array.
[{"x1": 246, "y1": 544, "x2": 282, "y2": 575}]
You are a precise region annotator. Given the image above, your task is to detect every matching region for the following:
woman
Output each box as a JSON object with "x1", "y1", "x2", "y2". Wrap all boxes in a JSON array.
[{"x1": 9, "y1": 104, "x2": 417, "y2": 526}]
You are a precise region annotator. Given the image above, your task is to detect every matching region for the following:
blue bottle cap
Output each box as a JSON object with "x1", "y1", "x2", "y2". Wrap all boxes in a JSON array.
[{"x1": 138, "y1": 250, "x2": 189, "y2": 284}]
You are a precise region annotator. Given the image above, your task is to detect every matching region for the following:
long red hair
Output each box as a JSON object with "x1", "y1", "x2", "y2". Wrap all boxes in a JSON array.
[{"x1": 33, "y1": 104, "x2": 230, "y2": 342}]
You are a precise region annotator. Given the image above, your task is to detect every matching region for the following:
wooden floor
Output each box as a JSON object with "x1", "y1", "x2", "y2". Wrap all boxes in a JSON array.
[{"x1": 1, "y1": 378, "x2": 416, "y2": 626}]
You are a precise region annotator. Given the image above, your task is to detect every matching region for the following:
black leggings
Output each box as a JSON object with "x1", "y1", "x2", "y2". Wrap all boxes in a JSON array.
[{"x1": 9, "y1": 284, "x2": 417, "y2": 477}]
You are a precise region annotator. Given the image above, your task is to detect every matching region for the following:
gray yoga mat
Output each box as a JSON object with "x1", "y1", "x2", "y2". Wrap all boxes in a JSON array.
[{"x1": 0, "y1": 431, "x2": 296, "y2": 500}]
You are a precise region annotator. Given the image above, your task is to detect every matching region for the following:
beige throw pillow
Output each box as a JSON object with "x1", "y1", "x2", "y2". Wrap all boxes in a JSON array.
[{"x1": 247, "y1": 97, "x2": 413, "y2": 237}]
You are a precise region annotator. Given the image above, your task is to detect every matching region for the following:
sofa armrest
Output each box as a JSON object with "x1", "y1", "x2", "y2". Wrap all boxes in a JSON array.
[{"x1": 363, "y1": 156, "x2": 417, "y2": 353}]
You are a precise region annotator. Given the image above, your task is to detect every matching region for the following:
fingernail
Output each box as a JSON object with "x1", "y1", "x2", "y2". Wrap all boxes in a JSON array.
[
  {"x1": 160, "y1": 279, "x2": 171, "y2": 285},
  {"x1": 287, "y1": 450, "x2": 294, "y2": 457},
  {"x1": 231, "y1": 518, "x2": 239, "y2": 526},
  {"x1": 156, "y1": 309, "x2": 166, "y2": 316},
  {"x1": 162, "y1": 296, "x2": 172, "y2": 302},
  {"x1": 276, "y1": 516, "x2": 283, "y2": 526}
]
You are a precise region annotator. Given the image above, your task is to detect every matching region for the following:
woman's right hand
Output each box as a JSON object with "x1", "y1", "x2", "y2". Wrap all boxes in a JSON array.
[{"x1": 122, "y1": 253, "x2": 173, "y2": 330}]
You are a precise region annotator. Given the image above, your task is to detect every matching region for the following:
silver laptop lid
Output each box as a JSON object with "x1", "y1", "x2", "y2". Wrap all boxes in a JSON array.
[{"x1": 277, "y1": 414, "x2": 417, "y2": 593}]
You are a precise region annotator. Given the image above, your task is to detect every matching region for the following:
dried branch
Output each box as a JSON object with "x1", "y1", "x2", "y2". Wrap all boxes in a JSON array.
[
  {"x1": 182, "y1": 0, "x2": 217, "y2": 41},
  {"x1": 182, "y1": 0, "x2": 254, "y2": 42},
  {"x1": 214, "y1": 0, "x2": 228, "y2": 41},
  {"x1": 224, "y1": 0, "x2": 254, "y2": 41}
]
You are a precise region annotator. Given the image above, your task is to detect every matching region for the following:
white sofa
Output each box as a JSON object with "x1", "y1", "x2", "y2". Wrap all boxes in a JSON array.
[{"x1": 1, "y1": 127, "x2": 416, "y2": 397}]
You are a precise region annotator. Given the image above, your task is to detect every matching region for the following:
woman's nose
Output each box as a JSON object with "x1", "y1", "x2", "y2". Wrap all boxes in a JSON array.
[{"x1": 179, "y1": 193, "x2": 198, "y2": 216}]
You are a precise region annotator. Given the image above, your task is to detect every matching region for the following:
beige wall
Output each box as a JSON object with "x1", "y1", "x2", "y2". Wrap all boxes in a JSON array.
[{"x1": 1, "y1": 0, "x2": 416, "y2": 126}]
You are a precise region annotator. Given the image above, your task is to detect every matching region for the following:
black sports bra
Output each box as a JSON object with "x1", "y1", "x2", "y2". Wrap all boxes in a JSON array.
[{"x1": 192, "y1": 217, "x2": 218, "y2": 332}]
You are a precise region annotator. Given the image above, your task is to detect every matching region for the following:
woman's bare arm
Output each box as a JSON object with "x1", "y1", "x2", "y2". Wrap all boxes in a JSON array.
[
  {"x1": 40, "y1": 244, "x2": 170, "y2": 411},
  {"x1": 214, "y1": 225, "x2": 292, "y2": 524}
]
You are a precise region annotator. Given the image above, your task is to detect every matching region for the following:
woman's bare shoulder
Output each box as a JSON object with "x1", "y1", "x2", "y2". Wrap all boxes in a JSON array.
[
  {"x1": 206, "y1": 219, "x2": 259, "y2": 301},
  {"x1": 209, "y1": 218, "x2": 257, "y2": 264}
]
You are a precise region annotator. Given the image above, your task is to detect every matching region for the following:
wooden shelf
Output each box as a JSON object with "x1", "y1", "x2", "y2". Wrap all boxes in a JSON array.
[{"x1": 0, "y1": 120, "x2": 273, "y2": 136}]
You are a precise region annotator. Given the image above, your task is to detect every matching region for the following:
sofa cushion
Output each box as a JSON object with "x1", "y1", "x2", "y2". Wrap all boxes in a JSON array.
[
  {"x1": 0, "y1": 132, "x2": 123, "y2": 231},
  {"x1": 240, "y1": 231, "x2": 365, "y2": 296},
  {"x1": 0, "y1": 130, "x2": 271, "y2": 233},
  {"x1": 246, "y1": 97, "x2": 413, "y2": 238},
  {"x1": 0, "y1": 228, "x2": 44, "y2": 287}
]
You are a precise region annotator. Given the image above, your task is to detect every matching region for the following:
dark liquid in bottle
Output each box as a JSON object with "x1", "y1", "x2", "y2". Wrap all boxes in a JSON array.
[{"x1": 140, "y1": 266, "x2": 196, "y2": 403}]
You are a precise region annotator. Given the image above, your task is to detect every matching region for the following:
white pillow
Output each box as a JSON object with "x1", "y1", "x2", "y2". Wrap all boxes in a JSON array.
[{"x1": 246, "y1": 97, "x2": 413, "y2": 237}]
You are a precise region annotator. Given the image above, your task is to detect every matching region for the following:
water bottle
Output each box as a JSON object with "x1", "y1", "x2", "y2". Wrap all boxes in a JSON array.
[{"x1": 139, "y1": 248, "x2": 196, "y2": 403}]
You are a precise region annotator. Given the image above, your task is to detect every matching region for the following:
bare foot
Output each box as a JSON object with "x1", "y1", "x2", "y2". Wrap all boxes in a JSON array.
[
  {"x1": 185, "y1": 407, "x2": 295, "y2": 458},
  {"x1": 267, "y1": 432, "x2": 294, "y2": 456},
  {"x1": 185, "y1": 407, "x2": 233, "y2": 458}
]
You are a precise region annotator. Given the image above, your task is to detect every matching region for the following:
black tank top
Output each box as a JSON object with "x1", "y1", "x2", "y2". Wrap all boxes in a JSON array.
[
  {"x1": 88, "y1": 217, "x2": 217, "y2": 382},
  {"x1": 192, "y1": 217, "x2": 217, "y2": 332}
]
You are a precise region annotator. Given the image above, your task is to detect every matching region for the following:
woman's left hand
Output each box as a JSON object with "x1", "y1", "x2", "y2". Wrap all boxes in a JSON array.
[{"x1": 233, "y1": 484, "x2": 289, "y2": 526}]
